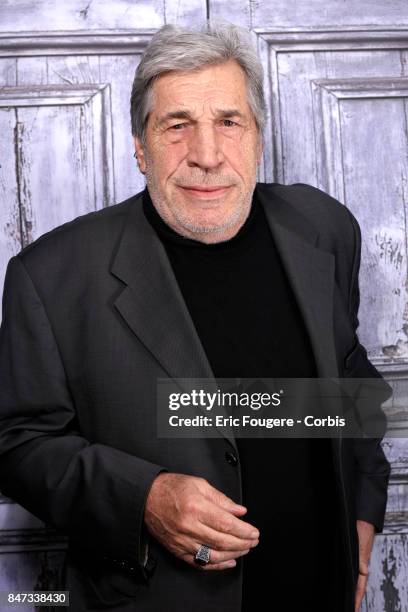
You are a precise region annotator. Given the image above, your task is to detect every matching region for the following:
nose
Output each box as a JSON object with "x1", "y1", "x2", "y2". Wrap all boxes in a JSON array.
[{"x1": 186, "y1": 123, "x2": 224, "y2": 170}]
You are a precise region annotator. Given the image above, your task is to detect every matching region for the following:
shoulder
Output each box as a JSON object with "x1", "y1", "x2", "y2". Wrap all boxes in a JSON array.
[
  {"x1": 257, "y1": 181, "x2": 360, "y2": 250},
  {"x1": 258, "y1": 182, "x2": 355, "y2": 227},
  {"x1": 15, "y1": 191, "x2": 143, "y2": 274}
]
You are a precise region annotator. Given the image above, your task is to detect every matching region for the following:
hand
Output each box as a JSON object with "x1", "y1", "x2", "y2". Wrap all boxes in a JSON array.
[
  {"x1": 144, "y1": 472, "x2": 259, "y2": 571},
  {"x1": 354, "y1": 520, "x2": 375, "y2": 611}
]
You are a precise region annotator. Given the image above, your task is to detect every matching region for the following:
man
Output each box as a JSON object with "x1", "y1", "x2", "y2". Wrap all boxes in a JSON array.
[{"x1": 0, "y1": 23, "x2": 391, "y2": 612}]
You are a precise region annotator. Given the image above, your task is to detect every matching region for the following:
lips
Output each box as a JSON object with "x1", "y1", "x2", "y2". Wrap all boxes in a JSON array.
[
  {"x1": 181, "y1": 185, "x2": 230, "y2": 191},
  {"x1": 178, "y1": 185, "x2": 231, "y2": 199}
]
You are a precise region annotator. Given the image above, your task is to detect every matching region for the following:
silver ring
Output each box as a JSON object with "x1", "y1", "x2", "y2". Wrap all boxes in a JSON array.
[{"x1": 194, "y1": 544, "x2": 211, "y2": 565}]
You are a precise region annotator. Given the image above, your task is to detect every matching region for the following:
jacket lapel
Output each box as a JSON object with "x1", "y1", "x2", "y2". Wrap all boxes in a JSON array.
[
  {"x1": 110, "y1": 192, "x2": 238, "y2": 448},
  {"x1": 257, "y1": 185, "x2": 339, "y2": 378},
  {"x1": 110, "y1": 191, "x2": 215, "y2": 381},
  {"x1": 257, "y1": 185, "x2": 342, "y2": 473}
]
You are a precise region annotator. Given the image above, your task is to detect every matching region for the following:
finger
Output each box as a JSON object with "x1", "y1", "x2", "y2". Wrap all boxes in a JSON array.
[
  {"x1": 200, "y1": 559, "x2": 237, "y2": 571},
  {"x1": 201, "y1": 548, "x2": 250, "y2": 565},
  {"x1": 359, "y1": 560, "x2": 369, "y2": 576},
  {"x1": 178, "y1": 531, "x2": 258, "y2": 558},
  {"x1": 199, "y1": 503, "x2": 260, "y2": 540},
  {"x1": 192, "y1": 522, "x2": 259, "y2": 552},
  {"x1": 202, "y1": 482, "x2": 248, "y2": 516},
  {"x1": 186, "y1": 558, "x2": 238, "y2": 571},
  {"x1": 179, "y1": 550, "x2": 238, "y2": 571},
  {"x1": 181, "y1": 546, "x2": 251, "y2": 566},
  {"x1": 229, "y1": 506, "x2": 248, "y2": 516},
  {"x1": 354, "y1": 575, "x2": 367, "y2": 612}
]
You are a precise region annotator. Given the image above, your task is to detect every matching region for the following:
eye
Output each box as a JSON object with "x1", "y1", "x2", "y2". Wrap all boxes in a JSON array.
[
  {"x1": 169, "y1": 123, "x2": 188, "y2": 130},
  {"x1": 222, "y1": 119, "x2": 238, "y2": 127}
]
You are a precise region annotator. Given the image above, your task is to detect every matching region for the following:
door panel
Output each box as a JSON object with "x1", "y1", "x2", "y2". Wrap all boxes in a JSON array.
[{"x1": 0, "y1": 1, "x2": 407, "y2": 609}]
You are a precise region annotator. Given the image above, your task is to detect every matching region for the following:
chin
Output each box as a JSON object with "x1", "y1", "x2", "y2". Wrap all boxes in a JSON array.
[{"x1": 178, "y1": 207, "x2": 240, "y2": 232}]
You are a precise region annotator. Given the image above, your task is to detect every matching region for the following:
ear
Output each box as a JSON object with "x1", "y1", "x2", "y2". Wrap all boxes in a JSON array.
[{"x1": 133, "y1": 136, "x2": 147, "y2": 174}]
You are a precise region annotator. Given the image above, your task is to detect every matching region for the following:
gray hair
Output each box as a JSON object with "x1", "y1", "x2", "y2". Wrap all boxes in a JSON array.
[{"x1": 130, "y1": 22, "x2": 267, "y2": 144}]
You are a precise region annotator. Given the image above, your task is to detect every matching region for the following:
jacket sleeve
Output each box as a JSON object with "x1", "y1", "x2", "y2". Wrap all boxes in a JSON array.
[
  {"x1": 0, "y1": 254, "x2": 166, "y2": 577},
  {"x1": 345, "y1": 209, "x2": 392, "y2": 534}
]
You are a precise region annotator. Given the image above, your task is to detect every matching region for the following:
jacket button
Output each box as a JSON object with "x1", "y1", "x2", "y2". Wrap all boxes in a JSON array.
[{"x1": 225, "y1": 451, "x2": 238, "y2": 466}]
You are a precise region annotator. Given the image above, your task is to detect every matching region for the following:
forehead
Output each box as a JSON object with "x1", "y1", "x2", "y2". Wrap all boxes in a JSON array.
[{"x1": 150, "y1": 60, "x2": 250, "y2": 115}]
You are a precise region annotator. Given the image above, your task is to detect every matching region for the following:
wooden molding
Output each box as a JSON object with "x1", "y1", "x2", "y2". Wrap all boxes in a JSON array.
[
  {"x1": 0, "y1": 529, "x2": 67, "y2": 553},
  {"x1": 0, "y1": 30, "x2": 155, "y2": 57},
  {"x1": 0, "y1": 83, "x2": 115, "y2": 215}
]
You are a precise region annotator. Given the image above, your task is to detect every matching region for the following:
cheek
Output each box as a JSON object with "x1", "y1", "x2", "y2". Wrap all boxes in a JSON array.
[
  {"x1": 225, "y1": 132, "x2": 259, "y2": 157},
  {"x1": 156, "y1": 145, "x2": 187, "y2": 182},
  {"x1": 225, "y1": 145, "x2": 258, "y2": 178}
]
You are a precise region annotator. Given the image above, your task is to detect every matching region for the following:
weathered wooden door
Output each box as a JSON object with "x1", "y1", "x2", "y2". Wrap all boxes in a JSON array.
[{"x1": 0, "y1": 2, "x2": 407, "y2": 610}]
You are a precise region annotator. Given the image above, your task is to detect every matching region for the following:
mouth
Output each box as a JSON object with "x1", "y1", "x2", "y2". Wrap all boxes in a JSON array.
[{"x1": 178, "y1": 185, "x2": 232, "y2": 200}]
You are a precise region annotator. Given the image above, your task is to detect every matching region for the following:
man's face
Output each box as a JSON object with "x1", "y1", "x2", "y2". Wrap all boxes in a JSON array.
[{"x1": 134, "y1": 60, "x2": 263, "y2": 243}]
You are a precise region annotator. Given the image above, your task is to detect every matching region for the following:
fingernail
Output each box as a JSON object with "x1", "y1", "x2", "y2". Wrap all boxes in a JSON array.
[{"x1": 250, "y1": 530, "x2": 259, "y2": 538}]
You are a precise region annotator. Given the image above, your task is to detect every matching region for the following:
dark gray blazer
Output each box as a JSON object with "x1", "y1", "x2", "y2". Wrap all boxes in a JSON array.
[{"x1": 0, "y1": 183, "x2": 392, "y2": 611}]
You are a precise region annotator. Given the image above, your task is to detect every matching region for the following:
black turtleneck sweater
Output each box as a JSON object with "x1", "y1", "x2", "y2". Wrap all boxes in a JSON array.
[{"x1": 142, "y1": 188, "x2": 345, "y2": 611}]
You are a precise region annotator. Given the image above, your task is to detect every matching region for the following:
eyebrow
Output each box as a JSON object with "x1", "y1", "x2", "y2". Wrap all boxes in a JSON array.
[
  {"x1": 157, "y1": 110, "x2": 192, "y2": 126},
  {"x1": 156, "y1": 108, "x2": 246, "y2": 126}
]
